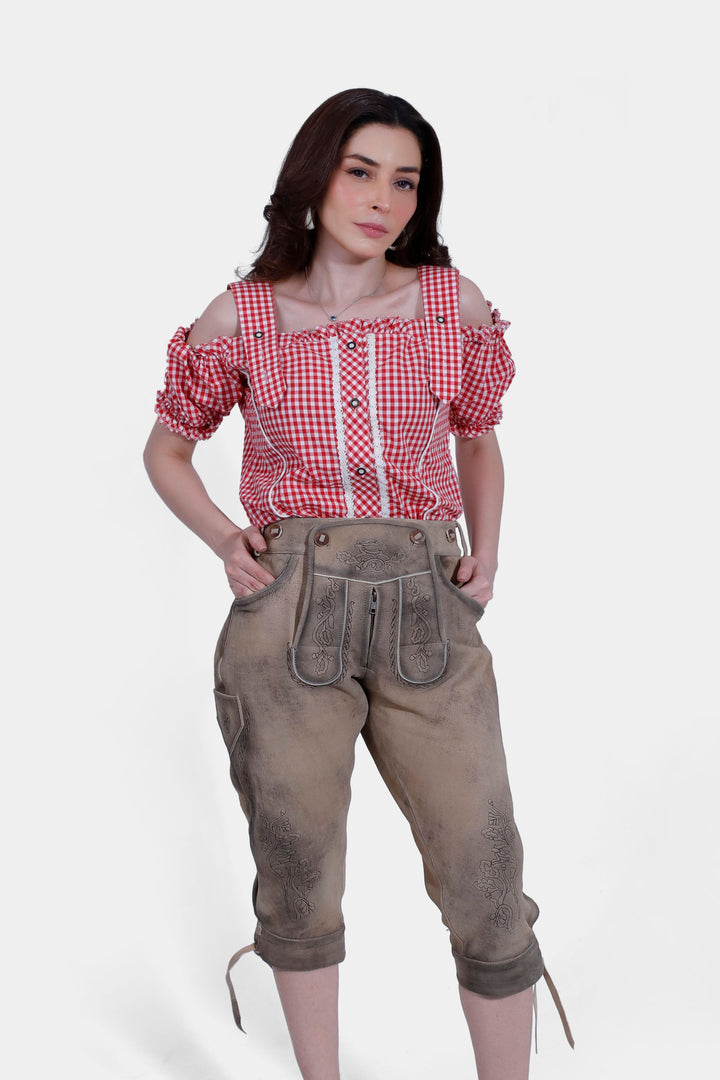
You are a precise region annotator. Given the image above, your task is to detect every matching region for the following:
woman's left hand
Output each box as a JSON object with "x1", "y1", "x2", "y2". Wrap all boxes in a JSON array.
[{"x1": 456, "y1": 556, "x2": 496, "y2": 608}]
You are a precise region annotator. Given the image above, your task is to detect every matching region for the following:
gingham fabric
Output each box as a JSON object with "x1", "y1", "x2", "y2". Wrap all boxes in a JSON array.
[{"x1": 155, "y1": 265, "x2": 515, "y2": 529}]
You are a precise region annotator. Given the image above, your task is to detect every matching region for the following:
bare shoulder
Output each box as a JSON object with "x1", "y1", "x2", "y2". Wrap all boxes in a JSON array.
[
  {"x1": 458, "y1": 275, "x2": 492, "y2": 328},
  {"x1": 187, "y1": 290, "x2": 239, "y2": 346}
]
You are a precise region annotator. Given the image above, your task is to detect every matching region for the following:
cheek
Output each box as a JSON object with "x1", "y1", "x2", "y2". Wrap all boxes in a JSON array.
[
  {"x1": 326, "y1": 174, "x2": 359, "y2": 210},
  {"x1": 400, "y1": 195, "x2": 418, "y2": 226}
]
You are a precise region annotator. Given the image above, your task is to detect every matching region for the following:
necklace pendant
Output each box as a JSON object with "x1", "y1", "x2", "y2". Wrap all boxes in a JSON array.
[{"x1": 329, "y1": 314, "x2": 337, "y2": 322}]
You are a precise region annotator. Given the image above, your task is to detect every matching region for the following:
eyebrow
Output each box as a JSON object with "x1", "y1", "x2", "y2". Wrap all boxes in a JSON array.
[{"x1": 343, "y1": 153, "x2": 421, "y2": 175}]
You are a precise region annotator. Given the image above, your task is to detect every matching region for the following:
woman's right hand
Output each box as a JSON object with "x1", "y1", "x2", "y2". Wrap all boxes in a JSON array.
[{"x1": 216, "y1": 526, "x2": 276, "y2": 598}]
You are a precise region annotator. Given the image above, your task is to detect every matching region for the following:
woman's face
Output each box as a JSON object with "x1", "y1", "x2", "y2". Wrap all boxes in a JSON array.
[{"x1": 316, "y1": 123, "x2": 422, "y2": 259}]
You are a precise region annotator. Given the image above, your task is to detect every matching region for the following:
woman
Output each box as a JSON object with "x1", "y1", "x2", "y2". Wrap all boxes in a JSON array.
[{"x1": 144, "y1": 88, "x2": 572, "y2": 1079}]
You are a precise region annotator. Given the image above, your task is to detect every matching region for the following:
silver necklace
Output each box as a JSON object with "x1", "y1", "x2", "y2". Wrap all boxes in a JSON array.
[{"x1": 304, "y1": 265, "x2": 387, "y2": 324}]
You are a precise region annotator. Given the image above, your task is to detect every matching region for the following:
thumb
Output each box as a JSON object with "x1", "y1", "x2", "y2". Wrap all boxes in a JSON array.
[
  {"x1": 244, "y1": 525, "x2": 267, "y2": 552},
  {"x1": 456, "y1": 556, "x2": 475, "y2": 583}
]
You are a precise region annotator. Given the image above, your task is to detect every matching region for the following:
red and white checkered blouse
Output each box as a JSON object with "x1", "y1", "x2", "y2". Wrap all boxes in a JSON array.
[{"x1": 155, "y1": 265, "x2": 515, "y2": 529}]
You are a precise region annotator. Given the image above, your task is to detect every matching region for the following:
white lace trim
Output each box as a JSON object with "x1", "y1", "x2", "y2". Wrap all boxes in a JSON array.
[
  {"x1": 329, "y1": 335, "x2": 355, "y2": 516},
  {"x1": 367, "y1": 333, "x2": 390, "y2": 517}
]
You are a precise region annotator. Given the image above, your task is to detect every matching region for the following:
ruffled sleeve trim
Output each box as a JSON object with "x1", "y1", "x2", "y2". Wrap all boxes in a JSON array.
[
  {"x1": 154, "y1": 326, "x2": 246, "y2": 441},
  {"x1": 450, "y1": 304, "x2": 515, "y2": 439},
  {"x1": 460, "y1": 302, "x2": 510, "y2": 340}
]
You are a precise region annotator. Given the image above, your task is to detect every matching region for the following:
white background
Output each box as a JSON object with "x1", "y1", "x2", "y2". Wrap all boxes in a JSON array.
[{"x1": 2, "y1": 1, "x2": 718, "y2": 1077}]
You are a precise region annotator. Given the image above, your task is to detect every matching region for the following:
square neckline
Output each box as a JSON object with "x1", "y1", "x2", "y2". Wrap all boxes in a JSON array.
[{"x1": 271, "y1": 265, "x2": 433, "y2": 340}]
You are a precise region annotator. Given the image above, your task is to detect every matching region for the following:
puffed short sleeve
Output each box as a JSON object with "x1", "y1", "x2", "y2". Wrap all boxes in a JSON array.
[
  {"x1": 449, "y1": 306, "x2": 516, "y2": 438},
  {"x1": 154, "y1": 326, "x2": 247, "y2": 441}
]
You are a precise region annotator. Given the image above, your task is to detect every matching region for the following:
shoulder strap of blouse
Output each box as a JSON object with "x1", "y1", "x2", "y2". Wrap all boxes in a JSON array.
[
  {"x1": 227, "y1": 280, "x2": 285, "y2": 408},
  {"x1": 418, "y1": 265, "x2": 463, "y2": 403}
]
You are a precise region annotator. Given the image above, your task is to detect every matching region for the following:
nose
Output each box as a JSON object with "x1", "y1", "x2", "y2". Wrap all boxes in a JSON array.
[{"x1": 371, "y1": 180, "x2": 392, "y2": 213}]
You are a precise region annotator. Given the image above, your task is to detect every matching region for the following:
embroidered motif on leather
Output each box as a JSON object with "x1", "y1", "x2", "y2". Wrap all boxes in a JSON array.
[
  {"x1": 405, "y1": 576, "x2": 435, "y2": 674},
  {"x1": 473, "y1": 801, "x2": 519, "y2": 931},
  {"x1": 258, "y1": 809, "x2": 320, "y2": 920},
  {"x1": 336, "y1": 538, "x2": 407, "y2": 573},
  {"x1": 341, "y1": 599, "x2": 354, "y2": 675},
  {"x1": 406, "y1": 576, "x2": 432, "y2": 645},
  {"x1": 311, "y1": 578, "x2": 340, "y2": 676},
  {"x1": 409, "y1": 643, "x2": 432, "y2": 672},
  {"x1": 389, "y1": 597, "x2": 398, "y2": 674}
]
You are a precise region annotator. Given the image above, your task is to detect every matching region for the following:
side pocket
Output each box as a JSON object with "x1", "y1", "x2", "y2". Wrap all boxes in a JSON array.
[
  {"x1": 436, "y1": 555, "x2": 486, "y2": 620},
  {"x1": 213, "y1": 690, "x2": 247, "y2": 799},
  {"x1": 229, "y1": 552, "x2": 299, "y2": 609},
  {"x1": 213, "y1": 690, "x2": 245, "y2": 756}
]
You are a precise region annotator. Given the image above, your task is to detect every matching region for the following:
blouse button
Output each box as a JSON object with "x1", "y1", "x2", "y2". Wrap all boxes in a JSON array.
[
  {"x1": 435, "y1": 315, "x2": 445, "y2": 324},
  {"x1": 355, "y1": 467, "x2": 367, "y2": 476},
  {"x1": 254, "y1": 330, "x2": 264, "y2": 339},
  {"x1": 346, "y1": 340, "x2": 357, "y2": 350},
  {"x1": 349, "y1": 398, "x2": 360, "y2": 408}
]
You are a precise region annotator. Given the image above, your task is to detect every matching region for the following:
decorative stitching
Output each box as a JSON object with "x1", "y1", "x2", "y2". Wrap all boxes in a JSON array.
[
  {"x1": 473, "y1": 801, "x2": 520, "y2": 932},
  {"x1": 341, "y1": 599, "x2": 354, "y2": 677},
  {"x1": 407, "y1": 576, "x2": 432, "y2": 647},
  {"x1": 389, "y1": 597, "x2": 398, "y2": 674},
  {"x1": 311, "y1": 577, "x2": 340, "y2": 676},
  {"x1": 258, "y1": 809, "x2": 320, "y2": 920},
  {"x1": 336, "y1": 538, "x2": 407, "y2": 573}
]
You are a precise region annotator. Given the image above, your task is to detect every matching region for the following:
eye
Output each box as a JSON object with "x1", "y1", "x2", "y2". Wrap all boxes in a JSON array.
[
  {"x1": 348, "y1": 167, "x2": 369, "y2": 179},
  {"x1": 395, "y1": 178, "x2": 416, "y2": 191}
]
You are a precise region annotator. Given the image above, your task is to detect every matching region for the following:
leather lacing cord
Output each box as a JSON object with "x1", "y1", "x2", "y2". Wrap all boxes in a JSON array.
[
  {"x1": 225, "y1": 945, "x2": 574, "y2": 1050},
  {"x1": 538, "y1": 964, "x2": 575, "y2": 1049},
  {"x1": 225, "y1": 942, "x2": 256, "y2": 1033}
]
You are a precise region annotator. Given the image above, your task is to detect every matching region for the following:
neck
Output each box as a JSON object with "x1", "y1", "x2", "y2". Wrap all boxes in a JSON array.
[{"x1": 306, "y1": 235, "x2": 388, "y2": 311}]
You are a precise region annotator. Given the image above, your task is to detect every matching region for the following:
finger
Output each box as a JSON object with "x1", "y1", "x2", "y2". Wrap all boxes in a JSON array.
[
  {"x1": 242, "y1": 525, "x2": 267, "y2": 553},
  {"x1": 227, "y1": 549, "x2": 276, "y2": 587},
  {"x1": 456, "y1": 555, "x2": 477, "y2": 583},
  {"x1": 230, "y1": 581, "x2": 251, "y2": 598},
  {"x1": 228, "y1": 567, "x2": 273, "y2": 593}
]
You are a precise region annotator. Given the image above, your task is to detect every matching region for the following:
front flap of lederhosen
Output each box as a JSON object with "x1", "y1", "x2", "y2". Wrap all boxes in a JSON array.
[
  {"x1": 227, "y1": 281, "x2": 286, "y2": 409},
  {"x1": 419, "y1": 265, "x2": 463, "y2": 404},
  {"x1": 289, "y1": 528, "x2": 349, "y2": 687}
]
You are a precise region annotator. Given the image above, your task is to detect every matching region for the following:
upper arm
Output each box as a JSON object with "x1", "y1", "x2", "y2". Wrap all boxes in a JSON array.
[
  {"x1": 187, "y1": 290, "x2": 239, "y2": 346},
  {"x1": 144, "y1": 417, "x2": 197, "y2": 465},
  {"x1": 458, "y1": 275, "x2": 492, "y2": 328}
]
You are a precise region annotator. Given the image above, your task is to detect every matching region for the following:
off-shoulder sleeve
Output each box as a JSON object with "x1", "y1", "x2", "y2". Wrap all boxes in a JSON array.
[
  {"x1": 154, "y1": 326, "x2": 247, "y2": 441},
  {"x1": 449, "y1": 306, "x2": 515, "y2": 438}
]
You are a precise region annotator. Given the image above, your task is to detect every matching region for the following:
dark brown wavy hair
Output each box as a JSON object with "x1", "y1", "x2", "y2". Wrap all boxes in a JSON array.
[{"x1": 244, "y1": 88, "x2": 451, "y2": 281}]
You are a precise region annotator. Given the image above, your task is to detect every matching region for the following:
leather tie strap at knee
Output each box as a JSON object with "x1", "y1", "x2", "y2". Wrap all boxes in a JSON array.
[
  {"x1": 225, "y1": 941, "x2": 256, "y2": 1033},
  {"x1": 540, "y1": 964, "x2": 575, "y2": 1049}
]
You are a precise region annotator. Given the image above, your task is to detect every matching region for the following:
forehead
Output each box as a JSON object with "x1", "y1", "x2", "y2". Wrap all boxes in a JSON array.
[{"x1": 341, "y1": 123, "x2": 422, "y2": 168}]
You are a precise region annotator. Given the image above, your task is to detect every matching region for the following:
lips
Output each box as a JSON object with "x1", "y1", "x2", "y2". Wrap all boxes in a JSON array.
[{"x1": 355, "y1": 222, "x2": 388, "y2": 238}]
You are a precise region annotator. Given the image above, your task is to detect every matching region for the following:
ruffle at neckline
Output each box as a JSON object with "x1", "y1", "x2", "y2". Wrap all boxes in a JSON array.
[
  {"x1": 278, "y1": 314, "x2": 421, "y2": 342},
  {"x1": 277, "y1": 305, "x2": 509, "y2": 342}
]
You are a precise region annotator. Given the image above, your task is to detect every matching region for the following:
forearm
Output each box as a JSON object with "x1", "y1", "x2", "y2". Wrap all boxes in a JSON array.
[
  {"x1": 455, "y1": 430, "x2": 505, "y2": 570},
  {"x1": 143, "y1": 425, "x2": 241, "y2": 557}
]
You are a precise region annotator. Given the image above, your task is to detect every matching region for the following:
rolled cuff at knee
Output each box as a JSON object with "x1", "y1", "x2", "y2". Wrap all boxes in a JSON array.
[
  {"x1": 453, "y1": 938, "x2": 544, "y2": 998},
  {"x1": 254, "y1": 922, "x2": 346, "y2": 971}
]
